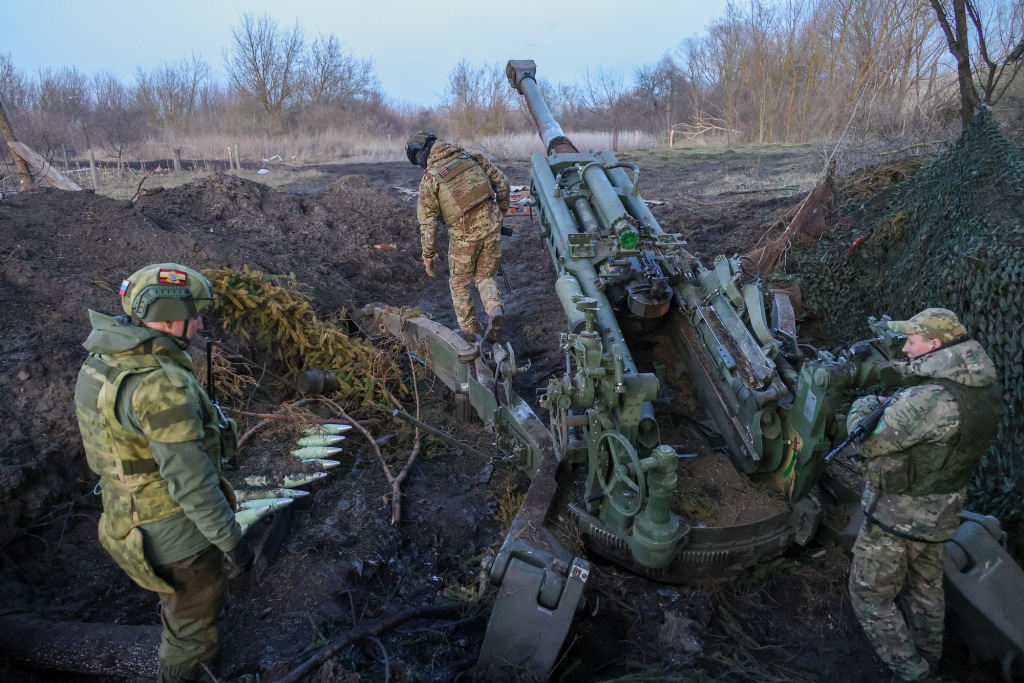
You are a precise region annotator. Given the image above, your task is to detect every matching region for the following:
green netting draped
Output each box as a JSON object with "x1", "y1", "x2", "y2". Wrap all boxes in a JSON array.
[{"x1": 787, "y1": 111, "x2": 1024, "y2": 530}]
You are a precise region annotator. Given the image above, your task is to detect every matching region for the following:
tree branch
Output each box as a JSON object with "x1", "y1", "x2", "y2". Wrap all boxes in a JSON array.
[{"x1": 274, "y1": 605, "x2": 464, "y2": 683}]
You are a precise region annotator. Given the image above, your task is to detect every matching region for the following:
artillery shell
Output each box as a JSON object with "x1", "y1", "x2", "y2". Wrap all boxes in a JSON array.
[
  {"x1": 296, "y1": 434, "x2": 346, "y2": 447},
  {"x1": 243, "y1": 471, "x2": 329, "y2": 489},
  {"x1": 234, "y1": 488, "x2": 311, "y2": 502},
  {"x1": 315, "y1": 459, "x2": 341, "y2": 471},
  {"x1": 304, "y1": 423, "x2": 351, "y2": 436},
  {"x1": 291, "y1": 446, "x2": 344, "y2": 460},
  {"x1": 282, "y1": 471, "x2": 329, "y2": 488},
  {"x1": 235, "y1": 505, "x2": 272, "y2": 527},
  {"x1": 237, "y1": 497, "x2": 296, "y2": 511}
]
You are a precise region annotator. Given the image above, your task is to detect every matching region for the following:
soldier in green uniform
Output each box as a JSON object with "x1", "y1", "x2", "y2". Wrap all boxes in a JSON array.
[
  {"x1": 74, "y1": 263, "x2": 254, "y2": 683},
  {"x1": 407, "y1": 131, "x2": 511, "y2": 344},
  {"x1": 846, "y1": 308, "x2": 1001, "y2": 682}
]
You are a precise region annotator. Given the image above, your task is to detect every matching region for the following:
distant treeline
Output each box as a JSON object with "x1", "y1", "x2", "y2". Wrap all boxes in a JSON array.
[{"x1": 1, "y1": 0, "x2": 1022, "y2": 168}]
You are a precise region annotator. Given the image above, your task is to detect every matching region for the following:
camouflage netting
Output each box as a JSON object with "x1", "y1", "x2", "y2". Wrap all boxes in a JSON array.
[{"x1": 784, "y1": 111, "x2": 1024, "y2": 534}]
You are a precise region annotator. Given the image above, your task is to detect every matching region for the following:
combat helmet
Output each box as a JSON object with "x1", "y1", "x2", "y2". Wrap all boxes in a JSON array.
[
  {"x1": 406, "y1": 131, "x2": 436, "y2": 166},
  {"x1": 120, "y1": 263, "x2": 214, "y2": 323}
]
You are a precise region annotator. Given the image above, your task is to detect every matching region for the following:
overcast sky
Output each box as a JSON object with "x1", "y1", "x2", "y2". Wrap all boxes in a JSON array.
[{"x1": 1, "y1": 0, "x2": 729, "y2": 106}]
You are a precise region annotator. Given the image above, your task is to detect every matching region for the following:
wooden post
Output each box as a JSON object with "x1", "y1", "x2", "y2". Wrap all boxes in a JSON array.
[
  {"x1": 226, "y1": 146, "x2": 233, "y2": 172},
  {"x1": 172, "y1": 148, "x2": 182, "y2": 174},
  {"x1": 0, "y1": 94, "x2": 35, "y2": 189},
  {"x1": 8, "y1": 142, "x2": 82, "y2": 190},
  {"x1": 233, "y1": 143, "x2": 240, "y2": 170},
  {"x1": 87, "y1": 148, "x2": 98, "y2": 189}
]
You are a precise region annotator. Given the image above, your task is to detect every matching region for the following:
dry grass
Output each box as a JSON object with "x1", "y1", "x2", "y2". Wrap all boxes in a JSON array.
[{"x1": 77, "y1": 130, "x2": 826, "y2": 204}]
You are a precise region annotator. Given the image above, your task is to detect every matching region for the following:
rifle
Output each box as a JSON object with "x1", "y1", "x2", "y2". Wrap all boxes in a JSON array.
[
  {"x1": 825, "y1": 390, "x2": 902, "y2": 465},
  {"x1": 498, "y1": 222, "x2": 513, "y2": 294},
  {"x1": 497, "y1": 262, "x2": 512, "y2": 294},
  {"x1": 206, "y1": 338, "x2": 232, "y2": 431}
]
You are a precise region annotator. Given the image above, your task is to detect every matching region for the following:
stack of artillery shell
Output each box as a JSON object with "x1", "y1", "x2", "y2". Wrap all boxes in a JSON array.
[{"x1": 233, "y1": 424, "x2": 352, "y2": 533}]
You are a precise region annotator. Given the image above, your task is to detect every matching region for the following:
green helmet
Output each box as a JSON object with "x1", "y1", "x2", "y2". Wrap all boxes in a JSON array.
[
  {"x1": 406, "y1": 131, "x2": 436, "y2": 166},
  {"x1": 119, "y1": 263, "x2": 214, "y2": 323}
]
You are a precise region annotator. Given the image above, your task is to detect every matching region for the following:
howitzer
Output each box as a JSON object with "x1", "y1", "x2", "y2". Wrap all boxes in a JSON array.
[{"x1": 358, "y1": 59, "x2": 1024, "y2": 680}]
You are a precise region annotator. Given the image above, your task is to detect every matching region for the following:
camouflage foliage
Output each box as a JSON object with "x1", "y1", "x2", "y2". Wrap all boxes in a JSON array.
[{"x1": 786, "y1": 111, "x2": 1024, "y2": 530}]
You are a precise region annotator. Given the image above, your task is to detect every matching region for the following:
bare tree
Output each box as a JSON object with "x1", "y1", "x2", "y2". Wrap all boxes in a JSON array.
[
  {"x1": 580, "y1": 67, "x2": 629, "y2": 151},
  {"x1": 38, "y1": 67, "x2": 97, "y2": 186},
  {"x1": 442, "y1": 61, "x2": 515, "y2": 138},
  {"x1": 0, "y1": 54, "x2": 34, "y2": 188},
  {"x1": 304, "y1": 34, "x2": 377, "y2": 108},
  {"x1": 633, "y1": 56, "x2": 687, "y2": 139},
  {"x1": 930, "y1": 0, "x2": 1024, "y2": 129},
  {"x1": 93, "y1": 74, "x2": 145, "y2": 177},
  {"x1": 225, "y1": 13, "x2": 305, "y2": 123},
  {"x1": 135, "y1": 56, "x2": 210, "y2": 134}
]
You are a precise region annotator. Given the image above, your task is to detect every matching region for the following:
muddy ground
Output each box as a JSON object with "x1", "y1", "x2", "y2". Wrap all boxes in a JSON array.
[{"x1": 0, "y1": 147, "x2": 1003, "y2": 682}]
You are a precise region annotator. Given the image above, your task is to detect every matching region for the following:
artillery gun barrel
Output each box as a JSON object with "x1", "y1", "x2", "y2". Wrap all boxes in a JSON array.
[{"x1": 506, "y1": 60, "x2": 577, "y2": 154}]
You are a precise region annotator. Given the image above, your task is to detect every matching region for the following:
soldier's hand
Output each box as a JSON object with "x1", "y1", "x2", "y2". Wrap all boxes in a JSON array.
[
  {"x1": 423, "y1": 256, "x2": 437, "y2": 278},
  {"x1": 225, "y1": 538, "x2": 255, "y2": 578}
]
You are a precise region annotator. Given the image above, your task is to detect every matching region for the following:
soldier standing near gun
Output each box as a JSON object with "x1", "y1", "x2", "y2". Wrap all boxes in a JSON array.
[
  {"x1": 845, "y1": 308, "x2": 1002, "y2": 682},
  {"x1": 74, "y1": 263, "x2": 253, "y2": 683},
  {"x1": 407, "y1": 131, "x2": 510, "y2": 344}
]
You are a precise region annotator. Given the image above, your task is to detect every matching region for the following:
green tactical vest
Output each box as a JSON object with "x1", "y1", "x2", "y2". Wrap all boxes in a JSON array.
[
  {"x1": 435, "y1": 152, "x2": 493, "y2": 225},
  {"x1": 866, "y1": 379, "x2": 1002, "y2": 496},
  {"x1": 75, "y1": 349, "x2": 233, "y2": 537}
]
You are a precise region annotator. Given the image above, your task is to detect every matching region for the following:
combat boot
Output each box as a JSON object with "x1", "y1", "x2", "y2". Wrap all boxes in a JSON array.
[
  {"x1": 484, "y1": 307, "x2": 504, "y2": 343},
  {"x1": 460, "y1": 329, "x2": 477, "y2": 344}
]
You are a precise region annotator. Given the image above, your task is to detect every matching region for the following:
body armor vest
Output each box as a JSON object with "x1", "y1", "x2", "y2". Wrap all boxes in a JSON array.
[
  {"x1": 866, "y1": 379, "x2": 1002, "y2": 495},
  {"x1": 75, "y1": 351, "x2": 228, "y2": 537},
  {"x1": 435, "y1": 152, "x2": 493, "y2": 225}
]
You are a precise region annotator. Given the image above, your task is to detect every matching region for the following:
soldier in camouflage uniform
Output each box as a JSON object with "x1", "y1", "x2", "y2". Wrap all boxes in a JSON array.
[
  {"x1": 74, "y1": 263, "x2": 254, "y2": 683},
  {"x1": 846, "y1": 308, "x2": 1001, "y2": 682},
  {"x1": 407, "y1": 131, "x2": 510, "y2": 343}
]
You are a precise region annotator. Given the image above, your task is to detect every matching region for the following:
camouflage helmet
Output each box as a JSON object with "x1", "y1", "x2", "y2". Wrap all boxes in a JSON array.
[
  {"x1": 887, "y1": 307, "x2": 967, "y2": 344},
  {"x1": 119, "y1": 263, "x2": 214, "y2": 323},
  {"x1": 406, "y1": 131, "x2": 436, "y2": 165}
]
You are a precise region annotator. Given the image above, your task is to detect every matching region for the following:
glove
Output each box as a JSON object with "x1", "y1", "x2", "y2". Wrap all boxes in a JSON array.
[
  {"x1": 423, "y1": 255, "x2": 437, "y2": 277},
  {"x1": 225, "y1": 538, "x2": 255, "y2": 578}
]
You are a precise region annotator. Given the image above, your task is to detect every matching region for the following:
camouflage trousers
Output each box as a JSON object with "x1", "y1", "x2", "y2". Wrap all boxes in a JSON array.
[
  {"x1": 153, "y1": 544, "x2": 229, "y2": 683},
  {"x1": 448, "y1": 232, "x2": 502, "y2": 336},
  {"x1": 849, "y1": 520, "x2": 945, "y2": 681}
]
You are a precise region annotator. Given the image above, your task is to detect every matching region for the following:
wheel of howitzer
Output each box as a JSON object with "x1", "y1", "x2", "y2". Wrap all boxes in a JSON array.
[{"x1": 594, "y1": 429, "x2": 647, "y2": 517}]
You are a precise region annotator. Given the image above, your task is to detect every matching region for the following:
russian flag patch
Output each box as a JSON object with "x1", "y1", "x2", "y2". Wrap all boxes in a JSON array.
[{"x1": 118, "y1": 279, "x2": 130, "y2": 296}]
